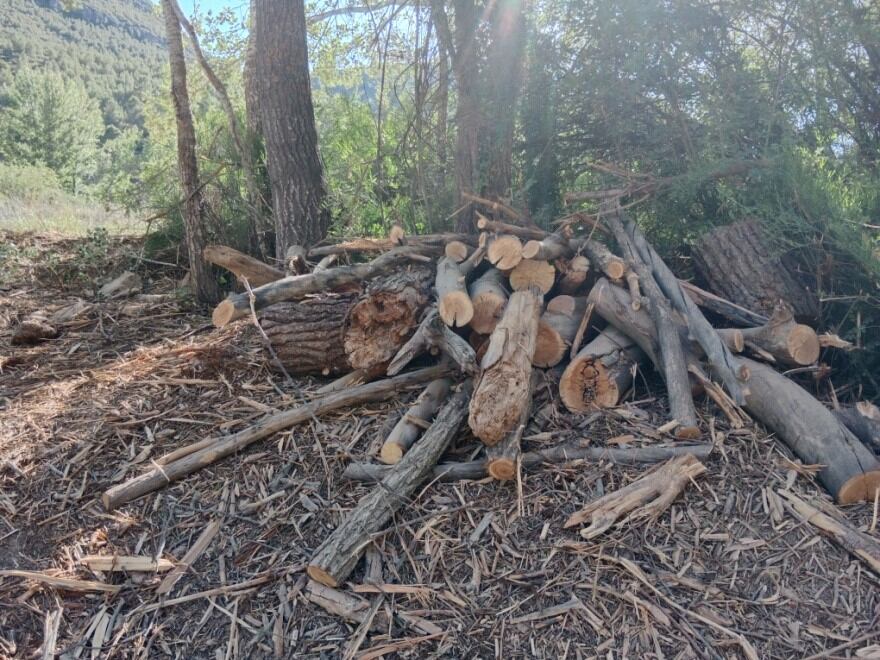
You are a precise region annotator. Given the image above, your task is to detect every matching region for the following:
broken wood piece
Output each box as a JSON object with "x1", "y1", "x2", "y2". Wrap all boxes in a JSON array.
[
  {"x1": 284, "y1": 245, "x2": 308, "y2": 275},
  {"x1": 564, "y1": 454, "x2": 706, "y2": 538},
  {"x1": 387, "y1": 308, "x2": 477, "y2": 376},
  {"x1": 344, "y1": 266, "x2": 433, "y2": 370},
  {"x1": 344, "y1": 443, "x2": 714, "y2": 483},
  {"x1": 98, "y1": 271, "x2": 142, "y2": 299},
  {"x1": 468, "y1": 268, "x2": 508, "y2": 334},
  {"x1": 212, "y1": 248, "x2": 428, "y2": 327},
  {"x1": 155, "y1": 519, "x2": 221, "y2": 595},
  {"x1": 102, "y1": 365, "x2": 452, "y2": 509},
  {"x1": 509, "y1": 259, "x2": 556, "y2": 294},
  {"x1": 679, "y1": 280, "x2": 768, "y2": 327},
  {"x1": 436, "y1": 256, "x2": 474, "y2": 327},
  {"x1": 577, "y1": 238, "x2": 626, "y2": 281},
  {"x1": 469, "y1": 288, "x2": 542, "y2": 445},
  {"x1": 534, "y1": 295, "x2": 587, "y2": 368},
  {"x1": 476, "y1": 215, "x2": 544, "y2": 240},
  {"x1": 736, "y1": 305, "x2": 820, "y2": 366},
  {"x1": 486, "y1": 234, "x2": 523, "y2": 270},
  {"x1": 80, "y1": 556, "x2": 175, "y2": 573},
  {"x1": 555, "y1": 255, "x2": 591, "y2": 295},
  {"x1": 307, "y1": 381, "x2": 472, "y2": 587},
  {"x1": 486, "y1": 371, "x2": 537, "y2": 480},
  {"x1": 315, "y1": 363, "x2": 388, "y2": 394},
  {"x1": 777, "y1": 490, "x2": 880, "y2": 575},
  {"x1": 12, "y1": 312, "x2": 59, "y2": 345},
  {"x1": 818, "y1": 333, "x2": 855, "y2": 351},
  {"x1": 560, "y1": 325, "x2": 646, "y2": 412},
  {"x1": 625, "y1": 271, "x2": 642, "y2": 310},
  {"x1": 380, "y1": 378, "x2": 453, "y2": 464},
  {"x1": 0, "y1": 570, "x2": 121, "y2": 594}
]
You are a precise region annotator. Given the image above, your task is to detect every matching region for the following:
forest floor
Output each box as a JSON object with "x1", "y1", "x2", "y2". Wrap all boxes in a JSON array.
[{"x1": 1, "y1": 231, "x2": 878, "y2": 659}]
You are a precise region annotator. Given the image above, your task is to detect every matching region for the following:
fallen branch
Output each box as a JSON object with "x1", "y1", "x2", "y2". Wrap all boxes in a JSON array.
[
  {"x1": 203, "y1": 245, "x2": 284, "y2": 287},
  {"x1": 387, "y1": 308, "x2": 477, "y2": 376}
]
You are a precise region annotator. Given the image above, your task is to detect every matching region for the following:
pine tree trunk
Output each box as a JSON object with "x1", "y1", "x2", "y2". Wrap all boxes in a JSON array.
[
  {"x1": 253, "y1": 0, "x2": 328, "y2": 259},
  {"x1": 160, "y1": 0, "x2": 219, "y2": 303}
]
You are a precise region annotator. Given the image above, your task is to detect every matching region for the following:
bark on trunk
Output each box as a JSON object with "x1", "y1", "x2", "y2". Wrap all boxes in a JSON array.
[
  {"x1": 469, "y1": 288, "x2": 542, "y2": 444},
  {"x1": 307, "y1": 381, "x2": 472, "y2": 586},
  {"x1": 692, "y1": 220, "x2": 819, "y2": 320},
  {"x1": 344, "y1": 266, "x2": 433, "y2": 370},
  {"x1": 387, "y1": 307, "x2": 478, "y2": 376},
  {"x1": 259, "y1": 294, "x2": 357, "y2": 375},
  {"x1": 380, "y1": 378, "x2": 453, "y2": 464},
  {"x1": 560, "y1": 325, "x2": 647, "y2": 412},
  {"x1": 533, "y1": 295, "x2": 587, "y2": 368},
  {"x1": 161, "y1": 0, "x2": 219, "y2": 303},
  {"x1": 253, "y1": 0, "x2": 328, "y2": 257},
  {"x1": 486, "y1": 371, "x2": 536, "y2": 480}
]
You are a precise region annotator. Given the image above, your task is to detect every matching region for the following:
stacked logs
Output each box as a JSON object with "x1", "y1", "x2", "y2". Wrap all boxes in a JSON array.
[{"x1": 102, "y1": 209, "x2": 879, "y2": 590}]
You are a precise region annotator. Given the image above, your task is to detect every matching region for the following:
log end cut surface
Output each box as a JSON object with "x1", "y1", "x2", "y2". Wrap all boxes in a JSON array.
[
  {"x1": 306, "y1": 565, "x2": 338, "y2": 588},
  {"x1": 837, "y1": 471, "x2": 880, "y2": 505},
  {"x1": 487, "y1": 235, "x2": 523, "y2": 271},
  {"x1": 488, "y1": 458, "x2": 516, "y2": 481},
  {"x1": 534, "y1": 321, "x2": 567, "y2": 369},
  {"x1": 560, "y1": 359, "x2": 621, "y2": 412},
  {"x1": 212, "y1": 299, "x2": 236, "y2": 327},
  {"x1": 379, "y1": 441, "x2": 405, "y2": 465},
  {"x1": 789, "y1": 325, "x2": 821, "y2": 365},
  {"x1": 439, "y1": 291, "x2": 474, "y2": 327}
]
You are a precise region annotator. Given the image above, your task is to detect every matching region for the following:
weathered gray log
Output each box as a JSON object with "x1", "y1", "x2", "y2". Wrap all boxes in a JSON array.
[
  {"x1": 102, "y1": 365, "x2": 452, "y2": 510},
  {"x1": 380, "y1": 378, "x2": 453, "y2": 464},
  {"x1": 212, "y1": 248, "x2": 428, "y2": 327},
  {"x1": 307, "y1": 381, "x2": 472, "y2": 587},
  {"x1": 679, "y1": 280, "x2": 768, "y2": 327},
  {"x1": 343, "y1": 443, "x2": 715, "y2": 483},
  {"x1": 833, "y1": 404, "x2": 880, "y2": 455},
  {"x1": 386, "y1": 307, "x2": 477, "y2": 376}
]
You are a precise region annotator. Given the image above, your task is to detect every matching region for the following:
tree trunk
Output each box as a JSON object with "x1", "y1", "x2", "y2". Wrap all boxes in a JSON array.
[
  {"x1": 160, "y1": 0, "x2": 219, "y2": 303},
  {"x1": 253, "y1": 0, "x2": 328, "y2": 258},
  {"x1": 691, "y1": 220, "x2": 819, "y2": 321},
  {"x1": 259, "y1": 294, "x2": 357, "y2": 375},
  {"x1": 343, "y1": 266, "x2": 433, "y2": 370}
]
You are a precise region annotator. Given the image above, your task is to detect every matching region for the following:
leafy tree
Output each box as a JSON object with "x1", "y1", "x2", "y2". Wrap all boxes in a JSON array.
[{"x1": 0, "y1": 69, "x2": 103, "y2": 193}]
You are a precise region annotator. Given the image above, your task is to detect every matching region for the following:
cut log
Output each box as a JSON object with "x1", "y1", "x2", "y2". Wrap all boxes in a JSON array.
[
  {"x1": 560, "y1": 325, "x2": 646, "y2": 412},
  {"x1": 469, "y1": 288, "x2": 542, "y2": 445},
  {"x1": 710, "y1": 358, "x2": 880, "y2": 504},
  {"x1": 212, "y1": 248, "x2": 427, "y2": 327},
  {"x1": 444, "y1": 241, "x2": 471, "y2": 263},
  {"x1": 389, "y1": 223, "x2": 406, "y2": 244},
  {"x1": 522, "y1": 234, "x2": 571, "y2": 261},
  {"x1": 476, "y1": 216, "x2": 545, "y2": 240},
  {"x1": 343, "y1": 266, "x2": 433, "y2": 371},
  {"x1": 386, "y1": 307, "x2": 477, "y2": 376},
  {"x1": 486, "y1": 371, "x2": 537, "y2": 480},
  {"x1": 307, "y1": 381, "x2": 472, "y2": 587},
  {"x1": 436, "y1": 256, "x2": 474, "y2": 327},
  {"x1": 486, "y1": 234, "x2": 523, "y2": 270},
  {"x1": 98, "y1": 271, "x2": 142, "y2": 299},
  {"x1": 12, "y1": 299, "x2": 92, "y2": 345},
  {"x1": 102, "y1": 364, "x2": 452, "y2": 510},
  {"x1": 468, "y1": 268, "x2": 508, "y2": 334},
  {"x1": 735, "y1": 305, "x2": 820, "y2": 366},
  {"x1": 80, "y1": 555, "x2": 175, "y2": 573},
  {"x1": 534, "y1": 295, "x2": 587, "y2": 368},
  {"x1": 284, "y1": 245, "x2": 308, "y2": 275},
  {"x1": 204, "y1": 246, "x2": 285, "y2": 286},
  {"x1": 509, "y1": 259, "x2": 556, "y2": 294},
  {"x1": 313, "y1": 254, "x2": 338, "y2": 273},
  {"x1": 564, "y1": 455, "x2": 706, "y2": 539},
  {"x1": 691, "y1": 220, "x2": 819, "y2": 320},
  {"x1": 833, "y1": 403, "x2": 880, "y2": 455},
  {"x1": 259, "y1": 293, "x2": 358, "y2": 375},
  {"x1": 577, "y1": 239, "x2": 626, "y2": 281},
  {"x1": 307, "y1": 233, "x2": 473, "y2": 258},
  {"x1": 555, "y1": 255, "x2": 591, "y2": 295},
  {"x1": 343, "y1": 443, "x2": 714, "y2": 483},
  {"x1": 380, "y1": 378, "x2": 453, "y2": 464},
  {"x1": 315, "y1": 363, "x2": 388, "y2": 395}
]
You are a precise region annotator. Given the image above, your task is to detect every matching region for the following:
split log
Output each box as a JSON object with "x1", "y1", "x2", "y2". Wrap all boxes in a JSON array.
[
  {"x1": 486, "y1": 234, "x2": 523, "y2": 270},
  {"x1": 444, "y1": 241, "x2": 471, "y2": 263},
  {"x1": 564, "y1": 454, "x2": 707, "y2": 538},
  {"x1": 603, "y1": 209, "x2": 700, "y2": 437},
  {"x1": 509, "y1": 259, "x2": 556, "y2": 294},
  {"x1": 679, "y1": 280, "x2": 769, "y2": 327},
  {"x1": 102, "y1": 365, "x2": 452, "y2": 510},
  {"x1": 486, "y1": 371, "x2": 537, "y2": 480},
  {"x1": 692, "y1": 220, "x2": 819, "y2": 320},
  {"x1": 436, "y1": 257, "x2": 474, "y2": 327},
  {"x1": 307, "y1": 381, "x2": 472, "y2": 587},
  {"x1": 577, "y1": 239, "x2": 626, "y2": 281},
  {"x1": 12, "y1": 299, "x2": 92, "y2": 345},
  {"x1": 380, "y1": 378, "x2": 453, "y2": 464},
  {"x1": 386, "y1": 308, "x2": 477, "y2": 376},
  {"x1": 259, "y1": 293, "x2": 358, "y2": 375},
  {"x1": 343, "y1": 266, "x2": 433, "y2": 370},
  {"x1": 343, "y1": 443, "x2": 714, "y2": 483},
  {"x1": 204, "y1": 245, "x2": 285, "y2": 286},
  {"x1": 778, "y1": 490, "x2": 880, "y2": 575},
  {"x1": 469, "y1": 288, "x2": 542, "y2": 445},
  {"x1": 555, "y1": 255, "x2": 591, "y2": 295},
  {"x1": 560, "y1": 326, "x2": 647, "y2": 412},
  {"x1": 212, "y1": 248, "x2": 427, "y2": 327},
  {"x1": 711, "y1": 358, "x2": 880, "y2": 504},
  {"x1": 468, "y1": 268, "x2": 508, "y2": 334},
  {"x1": 833, "y1": 403, "x2": 880, "y2": 455},
  {"x1": 534, "y1": 296, "x2": 587, "y2": 368},
  {"x1": 284, "y1": 245, "x2": 308, "y2": 275},
  {"x1": 307, "y1": 233, "x2": 472, "y2": 258},
  {"x1": 522, "y1": 234, "x2": 571, "y2": 261},
  {"x1": 734, "y1": 306, "x2": 820, "y2": 366}
]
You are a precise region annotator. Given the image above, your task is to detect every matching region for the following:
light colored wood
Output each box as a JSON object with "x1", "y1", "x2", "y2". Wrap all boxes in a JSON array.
[
  {"x1": 577, "y1": 239, "x2": 625, "y2": 281},
  {"x1": 80, "y1": 556, "x2": 175, "y2": 572},
  {"x1": 444, "y1": 240, "x2": 471, "y2": 263},
  {"x1": 509, "y1": 259, "x2": 556, "y2": 294},
  {"x1": 738, "y1": 306, "x2": 820, "y2": 366},
  {"x1": 468, "y1": 268, "x2": 508, "y2": 334},
  {"x1": 555, "y1": 255, "x2": 591, "y2": 295},
  {"x1": 0, "y1": 570, "x2": 121, "y2": 593},
  {"x1": 436, "y1": 256, "x2": 474, "y2": 327},
  {"x1": 522, "y1": 234, "x2": 570, "y2": 261},
  {"x1": 204, "y1": 245, "x2": 285, "y2": 286},
  {"x1": 380, "y1": 379, "x2": 453, "y2": 464},
  {"x1": 155, "y1": 520, "x2": 221, "y2": 595},
  {"x1": 386, "y1": 308, "x2": 478, "y2": 376},
  {"x1": 284, "y1": 245, "x2": 308, "y2": 275},
  {"x1": 486, "y1": 372, "x2": 536, "y2": 480},
  {"x1": 98, "y1": 271, "x2": 142, "y2": 299},
  {"x1": 486, "y1": 234, "x2": 523, "y2": 270},
  {"x1": 469, "y1": 288, "x2": 542, "y2": 445},
  {"x1": 534, "y1": 296, "x2": 587, "y2": 368}
]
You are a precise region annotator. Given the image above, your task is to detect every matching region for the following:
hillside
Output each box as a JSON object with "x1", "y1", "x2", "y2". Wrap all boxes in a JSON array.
[{"x1": 0, "y1": 0, "x2": 166, "y2": 132}]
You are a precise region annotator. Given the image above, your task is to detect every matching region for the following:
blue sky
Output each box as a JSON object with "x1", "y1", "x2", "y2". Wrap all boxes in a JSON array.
[{"x1": 178, "y1": 0, "x2": 247, "y2": 17}]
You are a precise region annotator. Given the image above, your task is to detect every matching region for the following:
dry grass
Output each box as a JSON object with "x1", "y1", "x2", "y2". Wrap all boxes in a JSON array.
[{"x1": 1, "y1": 233, "x2": 878, "y2": 658}]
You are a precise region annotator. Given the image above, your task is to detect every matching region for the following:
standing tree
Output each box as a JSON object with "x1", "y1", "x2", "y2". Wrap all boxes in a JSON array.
[
  {"x1": 252, "y1": 0, "x2": 329, "y2": 259},
  {"x1": 160, "y1": 0, "x2": 220, "y2": 303}
]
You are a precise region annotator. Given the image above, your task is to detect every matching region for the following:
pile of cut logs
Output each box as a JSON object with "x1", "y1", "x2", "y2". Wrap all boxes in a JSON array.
[{"x1": 102, "y1": 197, "x2": 880, "y2": 590}]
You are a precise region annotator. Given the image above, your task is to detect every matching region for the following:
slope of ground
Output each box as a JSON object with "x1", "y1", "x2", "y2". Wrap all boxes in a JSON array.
[{"x1": 0, "y1": 233, "x2": 878, "y2": 658}]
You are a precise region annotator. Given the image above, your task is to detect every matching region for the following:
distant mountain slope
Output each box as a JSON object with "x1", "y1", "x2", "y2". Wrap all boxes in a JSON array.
[{"x1": 0, "y1": 0, "x2": 166, "y2": 132}]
